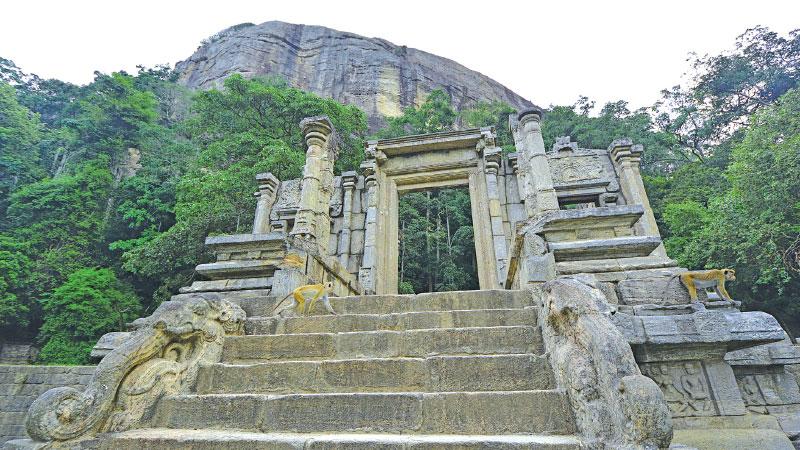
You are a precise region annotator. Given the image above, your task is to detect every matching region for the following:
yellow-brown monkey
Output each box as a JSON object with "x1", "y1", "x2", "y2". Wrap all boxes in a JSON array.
[
  {"x1": 679, "y1": 269, "x2": 736, "y2": 302},
  {"x1": 271, "y1": 282, "x2": 337, "y2": 316}
]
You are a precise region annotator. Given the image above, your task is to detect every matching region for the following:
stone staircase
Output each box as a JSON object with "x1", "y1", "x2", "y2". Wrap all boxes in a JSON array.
[{"x1": 101, "y1": 290, "x2": 582, "y2": 449}]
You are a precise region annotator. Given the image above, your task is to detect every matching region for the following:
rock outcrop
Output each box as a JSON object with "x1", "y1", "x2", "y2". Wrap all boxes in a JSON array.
[{"x1": 175, "y1": 21, "x2": 535, "y2": 129}]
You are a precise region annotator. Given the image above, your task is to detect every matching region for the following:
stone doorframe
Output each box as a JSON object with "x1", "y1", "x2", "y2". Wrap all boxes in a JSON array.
[{"x1": 359, "y1": 128, "x2": 503, "y2": 294}]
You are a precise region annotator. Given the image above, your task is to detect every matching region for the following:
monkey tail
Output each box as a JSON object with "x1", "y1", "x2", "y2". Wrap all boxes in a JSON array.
[{"x1": 269, "y1": 291, "x2": 295, "y2": 316}]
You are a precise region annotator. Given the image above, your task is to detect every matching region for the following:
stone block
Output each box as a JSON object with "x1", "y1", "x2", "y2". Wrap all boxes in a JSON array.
[
  {"x1": 224, "y1": 333, "x2": 336, "y2": 361},
  {"x1": 420, "y1": 391, "x2": 575, "y2": 434},
  {"x1": 617, "y1": 276, "x2": 703, "y2": 306},
  {"x1": 349, "y1": 230, "x2": 365, "y2": 254},
  {"x1": 427, "y1": 354, "x2": 553, "y2": 391}
]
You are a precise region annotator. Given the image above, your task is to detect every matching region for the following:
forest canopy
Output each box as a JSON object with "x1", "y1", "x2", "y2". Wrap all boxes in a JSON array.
[{"x1": 0, "y1": 26, "x2": 798, "y2": 364}]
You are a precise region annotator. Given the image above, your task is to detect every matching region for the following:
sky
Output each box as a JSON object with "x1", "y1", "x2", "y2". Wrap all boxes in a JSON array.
[{"x1": 1, "y1": 0, "x2": 798, "y2": 110}]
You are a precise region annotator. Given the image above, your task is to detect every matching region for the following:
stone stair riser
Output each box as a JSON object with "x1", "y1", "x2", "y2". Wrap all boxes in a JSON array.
[
  {"x1": 103, "y1": 430, "x2": 583, "y2": 450},
  {"x1": 223, "y1": 326, "x2": 542, "y2": 362},
  {"x1": 224, "y1": 290, "x2": 533, "y2": 317},
  {"x1": 197, "y1": 354, "x2": 554, "y2": 394},
  {"x1": 152, "y1": 391, "x2": 576, "y2": 435},
  {"x1": 246, "y1": 308, "x2": 536, "y2": 335}
]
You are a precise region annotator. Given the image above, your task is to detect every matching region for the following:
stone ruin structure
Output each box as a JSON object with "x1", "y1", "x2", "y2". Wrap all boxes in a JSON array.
[{"x1": 8, "y1": 111, "x2": 800, "y2": 449}]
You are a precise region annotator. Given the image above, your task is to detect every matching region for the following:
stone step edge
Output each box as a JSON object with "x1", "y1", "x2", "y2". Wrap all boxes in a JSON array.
[
  {"x1": 107, "y1": 428, "x2": 583, "y2": 446},
  {"x1": 209, "y1": 352, "x2": 546, "y2": 367},
  {"x1": 229, "y1": 325, "x2": 536, "y2": 339},
  {"x1": 245, "y1": 307, "x2": 537, "y2": 321},
  {"x1": 170, "y1": 389, "x2": 564, "y2": 400}
]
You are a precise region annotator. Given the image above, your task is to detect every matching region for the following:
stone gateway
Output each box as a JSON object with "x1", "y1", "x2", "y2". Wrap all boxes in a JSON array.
[{"x1": 8, "y1": 112, "x2": 800, "y2": 449}]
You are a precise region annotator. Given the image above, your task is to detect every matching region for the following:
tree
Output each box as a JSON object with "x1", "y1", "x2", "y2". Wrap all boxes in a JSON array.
[
  {"x1": 460, "y1": 100, "x2": 516, "y2": 150},
  {"x1": 541, "y1": 99, "x2": 680, "y2": 174},
  {"x1": 0, "y1": 236, "x2": 32, "y2": 337},
  {"x1": 37, "y1": 267, "x2": 141, "y2": 364},
  {"x1": 664, "y1": 88, "x2": 800, "y2": 330},
  {"x1": 0, "y1": 82, "x2": 44, "y2": 220},
  {"x1": 377, "y1": 89, "x2": 457, "y2": 138},
  {"x1": 121, "y1": 76, "x2": 367, "y2": 304},
  {"x1": 5, "y1": 158, "x2": 113, "y2": 305},
  {"x1": 654, "y1": 27, "x2": 800, "y2": 165}
]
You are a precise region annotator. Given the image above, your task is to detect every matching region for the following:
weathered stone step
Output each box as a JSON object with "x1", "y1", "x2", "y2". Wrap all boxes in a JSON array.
[
  {"x1": 246, "y1": 307, "x2": 537, "y2": 335},
  {"x1": 197, "y1": 354, "x2": 554, "y2": 394},
  {"x1": 152, "y1": 391, "x2": 576, "y2": 435},
  {"x1": 223, "y1": 326, "x2": 542, "y2": 362},
  {"x1": 199, "y1": 289, "x2": 534, "y2": 317},
  {"x1": 102, "y1": 429, "x2": 584, "y2": 449}
]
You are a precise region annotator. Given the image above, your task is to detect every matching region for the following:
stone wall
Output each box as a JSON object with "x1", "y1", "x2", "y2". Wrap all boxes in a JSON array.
[
  {"x1": 0, "y1": 365, "x2": 95, "y2": 444},
  {"x1": 0, "y1": 344, "x2": 38, "y2": 364}
]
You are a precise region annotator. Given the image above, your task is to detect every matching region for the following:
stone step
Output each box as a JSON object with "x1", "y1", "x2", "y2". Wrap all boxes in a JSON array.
[
  {"x1": 245, "y1": 307, "x2": 537, "y2": 335},
  {"x1": 202, "y1": 289, "x2": 534, "y2": 317},
  {"x1": 152, "y1": 391, "x2": 576, "y2": 435},
  {"x1": 223, "y1": 326, "x2": 542, "y2": 362},
  {"x1": 197, "y1": 354, "x2": 554, "y2": 394},
  {"x1": 102, "y1": 429, "x2": 584, "y2": 449}
]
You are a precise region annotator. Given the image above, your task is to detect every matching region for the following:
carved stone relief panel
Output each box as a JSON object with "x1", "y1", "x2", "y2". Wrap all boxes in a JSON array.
[
  {"x1": 549, "y1": 155, "x2": 606, "y2": 185},
  {"x1": 640, "y1": 361, "x2": 717, "y2": 417}
]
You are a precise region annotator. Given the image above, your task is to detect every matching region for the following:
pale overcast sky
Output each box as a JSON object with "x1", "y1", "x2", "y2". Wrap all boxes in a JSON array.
[{"x1": 1, "y1": 0, "x2": 798, "y2": 109}]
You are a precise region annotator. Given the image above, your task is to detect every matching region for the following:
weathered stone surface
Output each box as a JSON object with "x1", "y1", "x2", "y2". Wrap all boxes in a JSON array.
[
  {"x1": 197, "y1": 354, "x2": 553, "y2": 394},
  {"x1": 152, "y1": 391, "x2": 575, "y2": 435},
  {"x1": 224, "y1": 326, "x2": 542, "y2": 362},
  {"x1": 100, "y1": 429, "x2": 584, "y2": 450},
  {"x1": 540, "y1": 275, "x2": 672, "y2": 449},
  {"x1": 23, "y1": 297, "x2": 246, "y2": 444},
  {"x1": 618, "y1": 275, "x2": 705, "y2": 305},
  {"x1": 176, "y1": 21, "x2": 535, "y2": 130},
  {"x1": 614, "y1": 308, "x2": 785, "y2": 352},
  {"x1": 89, "y1": 332, "x2": 131, "y2": 360},
  {"x1": 0, "y1": 366, "x2": 95, "y2": 445},
  {"x1": 549, "y1": 236, "x2": 662, "y2": 261},
  {"x1": 246, "y1": 307, "x2": 536, "y2": 334}
]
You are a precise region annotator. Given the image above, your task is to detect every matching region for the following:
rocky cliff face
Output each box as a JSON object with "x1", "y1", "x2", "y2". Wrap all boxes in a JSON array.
[{"x1": 175, "y1": 21, "x2": 534, "y2": 129}]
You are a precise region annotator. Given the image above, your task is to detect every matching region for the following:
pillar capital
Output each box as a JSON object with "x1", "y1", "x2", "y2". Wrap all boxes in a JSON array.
[
  {"x1": 484, "y1": 146, "x2": 502, "y2": 175},
  {"x1": 609, "y1": 138, "x2": 644, "y2": 165},
  {"x1": 300, "y1": 115, "x2": 334, "y2": 150},
  {"x1": 255, "y1": 172, "x2": 279, "y2": 196},
  {"x1": 517, "y1": 107, "x2": 544, "y2": 129},
  {"x1": 341, "y1": 171, "x2": 358, "y2": 189}
]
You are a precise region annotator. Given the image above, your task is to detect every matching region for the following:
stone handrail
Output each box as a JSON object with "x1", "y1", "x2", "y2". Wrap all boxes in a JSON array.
[
  {"x1": 25, "y1": 295, "x2": 245, "y2": 443},
  {"x1": 539, "y1": 275, "x2": 673, "y2": 449}
]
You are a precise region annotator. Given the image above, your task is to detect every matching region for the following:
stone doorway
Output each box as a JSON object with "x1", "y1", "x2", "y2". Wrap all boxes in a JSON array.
[
  {"x1": 397, "y1": 186, "x2": 479, "y2": 294},
  {"x1": 359, "y1": 129, "x2": 503, "y2": 294}
]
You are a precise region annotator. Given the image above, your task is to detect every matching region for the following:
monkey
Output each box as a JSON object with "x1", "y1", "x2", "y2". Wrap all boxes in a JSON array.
[
  {"x1": 679, "y1": 269, "x2": 736, "y2": 302},
  {"x1": 270, "y1": 281, "x2": 337, "y2": 317}
]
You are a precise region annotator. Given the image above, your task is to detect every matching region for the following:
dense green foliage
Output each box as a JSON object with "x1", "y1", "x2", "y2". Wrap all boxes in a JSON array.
[
  {"x1": 0, "y1": 25, "x2": 798, "y2": 364},
  {"x1": 38, "y1": 268, "x2": 141, "y2": 364},
  {"x1": 398, "y1": 189, "x2": 478, "y2": 294},
  {"x1": 0, "y1": 66, "x2": 367, "y2": 362}
]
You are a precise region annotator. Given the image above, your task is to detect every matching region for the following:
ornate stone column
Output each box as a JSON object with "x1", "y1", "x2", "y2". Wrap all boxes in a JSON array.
[
  {"x1": 290, "y1": 116, "x2": 337, "y2": 255},
  {"x1": 252, "y1": 172, "x2": 279, "y2": 234},
  {"x1": 483, "y1": 140, "x2": 509, "y2": 287},
  {"x1": 358, "y1": 158, "x2": 379, "y2": 294},
  {"x1": 338, "y1": 171, "x2": 357, "y2": 267},
  {"x1": 514, "y1": 108, "x2": 560, "y2": 218},
  {"x1": 609, "y1": 138, "x2": 666, "y2": 257}
]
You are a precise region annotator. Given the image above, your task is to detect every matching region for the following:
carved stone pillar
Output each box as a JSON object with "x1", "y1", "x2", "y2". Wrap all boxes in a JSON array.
[
  {"x1": 252, "y1": 172, "x2": 279, "y2": 234},
  {"x1": 338, "y1": 171, "x2": 357, "y2": 267},
  {"x1": 290, "y1": 116, "x2": 337, "y2": 255},
  {"x1": 358, "y1": 159, "x2": 379, "y2": 294},
  {"x1": 483, "y1": 144, "x2": 508, "y2": 287},
  {"x1": 514, "y1": 108, "x2": 559, "y2": 218},
  {"x1": 609, "y1": 138, "x2": 666, "y2": 257}
]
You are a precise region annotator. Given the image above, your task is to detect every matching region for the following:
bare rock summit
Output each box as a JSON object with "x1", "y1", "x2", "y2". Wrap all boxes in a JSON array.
[{"x1": 175, "y1": 21, "x2": 535, "y2": 129}]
